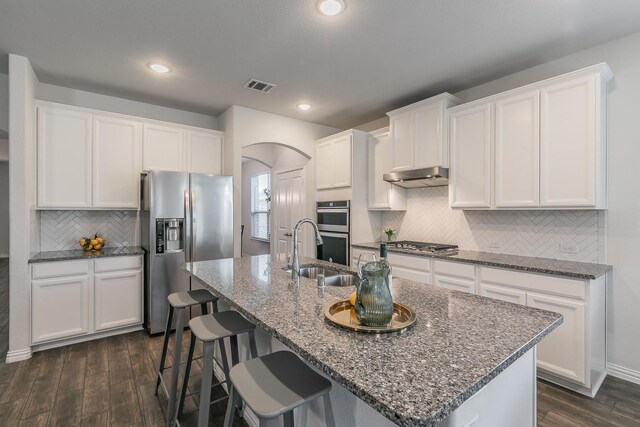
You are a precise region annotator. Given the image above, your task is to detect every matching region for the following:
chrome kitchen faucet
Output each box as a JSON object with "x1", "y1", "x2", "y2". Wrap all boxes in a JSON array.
[{"x1": 291, "y1": 218, "x2": 324, "y2": 282}]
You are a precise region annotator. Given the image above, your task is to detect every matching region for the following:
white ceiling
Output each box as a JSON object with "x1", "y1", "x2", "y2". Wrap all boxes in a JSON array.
[{"x1": 1, "y1": 0, "x2": 640, "y2": 129}]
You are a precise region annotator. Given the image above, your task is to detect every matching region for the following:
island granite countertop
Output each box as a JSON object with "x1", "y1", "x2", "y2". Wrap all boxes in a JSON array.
[
  {"x1": 353, "y1": 242, "x2": 611, "y2": 280},
  {"x1": 29, "y1": 246, "x2": 145, "y2": 263},
  {"x1": 185, "y1": 254, "x2": 562, "y2": 427}
]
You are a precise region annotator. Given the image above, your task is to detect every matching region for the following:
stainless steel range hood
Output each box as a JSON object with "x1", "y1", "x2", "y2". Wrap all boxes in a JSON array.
[{"x1": 383, "y1": 166, "x2": 449, "y2": 189}]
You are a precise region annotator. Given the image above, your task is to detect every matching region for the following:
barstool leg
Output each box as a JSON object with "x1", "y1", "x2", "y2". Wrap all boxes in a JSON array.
[
  {"x1": 229, "y1": 335, "x2": 240, "y2": 366},
  {"x1": 177, "y1": 332, "x2": 197, "y2": 418},
  {"x1": 248, "y1": 330, "x2": 258, "y2": 359},
  {"x1": 166, "y1": 306, "x2": 185, "y2": 427},
  {"x1": 223, "y1": 384, "x2": 243, "y2": 427},
  {"x1": 323, "y1": 394, "x2": 336, "y2": 427},
  {"x1": 156, "y1": 305, "x2": 174, "y2": 395},
  {"x1": 283, "y1": 411, "x2": 294, "y2": 427},
  {"x1": 198, "y1": 341, "x2": 215, "y2": 427}
]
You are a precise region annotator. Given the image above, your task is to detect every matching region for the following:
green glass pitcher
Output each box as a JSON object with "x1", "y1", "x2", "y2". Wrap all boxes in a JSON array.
[{"x1": 354, "y1": 258, "x2": 393, "y2": 326}]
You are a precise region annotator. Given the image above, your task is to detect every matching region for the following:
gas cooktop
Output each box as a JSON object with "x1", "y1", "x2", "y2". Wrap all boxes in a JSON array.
[{"x1": 386, "y1": 240, "x2": 459, "y2": 254}]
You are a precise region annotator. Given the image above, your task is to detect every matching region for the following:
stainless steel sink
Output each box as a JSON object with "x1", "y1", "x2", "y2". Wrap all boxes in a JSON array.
[
  {"x1": 298, "y1": 266, "x2": 340, "y2": 279},
  {"x1": 323, "y1": 273, "x2": 359, "y2": 287}
]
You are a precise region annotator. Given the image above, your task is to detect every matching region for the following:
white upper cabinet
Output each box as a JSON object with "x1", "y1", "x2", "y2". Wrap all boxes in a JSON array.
[
  {"x1": 449, "y1": 104, "x2": 492, "y2": 208},
  {"x1": 92, "y1": 116, "x2": 142, "y2": 208},
  {"x1": 315, "y1": 132, "x2": 352, "y2": 190},
  {"x1": 449, "y1": 63, "x2": 612, "y2": 210},
  {"x1": 540, "y1": 75, "x2": 602, "y2": 208},
  {"x1": 185, "y1": 131, "x2": 223, "y2": 175},
  {"x1": 37, "y1": 105, "x2": 93, "y2": 208},
  {"x1": 142, "y1": 124, "x2": 185, "y2": 172},
  {"x1": 494, "y1": 90, "x2": 540, "y2": 208},
  {"x1": 367, "y1": 128, "x2": 406, "y2": 210},
  {"x1": 387, "y1": 93, "x2": 461, "y2": 171},
  {"x1": 35, "y1": 101, "x2": 224, "y2": 209}
]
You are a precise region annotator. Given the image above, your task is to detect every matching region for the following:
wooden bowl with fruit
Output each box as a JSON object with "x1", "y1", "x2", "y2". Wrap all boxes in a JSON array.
[{"x1": 80, "y1": 233, "x2": 106, "y2": 252}]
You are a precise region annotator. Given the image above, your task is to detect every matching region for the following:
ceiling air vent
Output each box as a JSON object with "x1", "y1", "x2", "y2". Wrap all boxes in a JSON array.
[{"x1": 244, "y1": 78, "x2": 276, "y2": 93}]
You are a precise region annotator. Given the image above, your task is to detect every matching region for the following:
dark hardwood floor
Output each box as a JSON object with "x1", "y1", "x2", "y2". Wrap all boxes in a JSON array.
[{"x1": 0, "y1": 258, "x2": 639, "y2": 426}]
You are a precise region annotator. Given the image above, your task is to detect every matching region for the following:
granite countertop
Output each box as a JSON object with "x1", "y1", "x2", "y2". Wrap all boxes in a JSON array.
[
  {"x1": 352, "y1": 242, "x2": 611, "y2": 280},
  {"x1": 29, "y1": 246, "x2": 145, "y2": 263},
  {"x1": 185, "y1": 254, "x2": 562, "y2": 427}
]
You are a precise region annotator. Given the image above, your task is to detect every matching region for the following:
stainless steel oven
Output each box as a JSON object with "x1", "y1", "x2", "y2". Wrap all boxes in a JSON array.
[{"x1": 316, "y1": 201, "x2": 350, "y2": 265}]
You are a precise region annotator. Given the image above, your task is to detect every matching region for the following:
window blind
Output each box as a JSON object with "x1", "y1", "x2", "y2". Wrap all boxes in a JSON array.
[{"x1": 250, "y1": 173, "x2": 270, "y2": 241}]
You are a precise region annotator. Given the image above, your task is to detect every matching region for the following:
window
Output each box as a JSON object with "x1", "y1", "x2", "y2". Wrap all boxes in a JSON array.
[{"x1": 250, "y1": 173, "x2": 271, "y2": 241}]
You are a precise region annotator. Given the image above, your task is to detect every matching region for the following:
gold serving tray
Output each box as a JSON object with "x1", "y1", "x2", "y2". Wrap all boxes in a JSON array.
[{"x1": 324, "y1": 300, "x2": 417, "y2": 333}]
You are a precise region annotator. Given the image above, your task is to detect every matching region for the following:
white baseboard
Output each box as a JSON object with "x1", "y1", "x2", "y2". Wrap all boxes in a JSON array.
[
  {"x1": 31, "y1": 324, "x2": 143, "y2": 353},
  {"x1": 607, "y1": 362, "x2": 640, "y2": 385},
  {"x1": 5, "y1": 347, "x2": 33, "y2": 363}
]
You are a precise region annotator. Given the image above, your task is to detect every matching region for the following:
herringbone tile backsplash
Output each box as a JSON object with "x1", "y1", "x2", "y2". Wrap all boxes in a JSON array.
[
  {"x1": 381, "y1": 187, "x2": 604, "y2": 263},
  {"x1": 40, "y1": 210, "x2": 138, "y2": 251}
]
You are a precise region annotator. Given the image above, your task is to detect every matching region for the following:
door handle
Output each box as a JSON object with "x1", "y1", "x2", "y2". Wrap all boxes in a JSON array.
[
  {"x1": 184, "y1": 190, "x2": 191, "y2": 262},
  {"x1": 284, "y1": 232, "x2": 292, "y2": 237},
  {"x1": 191, "y1": 189, "x2": 196, "y2": 262}
]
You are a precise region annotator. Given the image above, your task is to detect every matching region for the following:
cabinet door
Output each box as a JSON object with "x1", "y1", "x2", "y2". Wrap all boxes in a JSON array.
[
  {"x1": 32, "y1": 275, "x2": 90, "y2": 343},
  {"x1": 186, "y1": 131, "x2": 223, "y2": 175},
  {"x1": 315, "y1": 140, "x2": 334, "y2": 190},
  {"x1": 94, "y1": 270, "x2": 142, "y2": 331},
  {"x1": 92, "y1": 115, "x2": 142, "y2": 208},
  {"x1": 433, "y1": 274, "x2": 475, "y2": 294},
  {"x1": 368, "y1": 130, "x2": 406, "y2": 210},
  {"x1": 540, "y1": 75, "x2": 596, "y2": 207},
  {"x1": 413, "y1": 103, "x2": 444, "y2": 168},
  {"x1": 495, "y1": 91, "x2": 540, "y2": 208},
  {"x1": 37, "y1": 106, "x2": 92, "y2": 208},
  {"x1": 389, "y1": 111, "x2": 414, "y2": 171},
  {"x1": 143, "y1": 124, "x2": 185, "y2": 171},
  {"x1": 479, "y1": 283, "x2": 527, "y2": 305},
  {"x1": 449, "y1": 104, "x2": 492, "y2": 208},
  {"x1": 527, "y1": 292, "x2": 586, "y2": 385},
  {"x1": 333, "y1": 135, "x2": 352, "y2": 188}
]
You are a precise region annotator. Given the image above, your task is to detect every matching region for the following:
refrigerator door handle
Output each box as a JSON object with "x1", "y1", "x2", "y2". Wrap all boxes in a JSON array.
[
  {"x1": 184, "y1": 189, "x2": 191, "y2": 262},
  {"x1": 191, "y1": 189, "x2": 196, "y2": 262}
]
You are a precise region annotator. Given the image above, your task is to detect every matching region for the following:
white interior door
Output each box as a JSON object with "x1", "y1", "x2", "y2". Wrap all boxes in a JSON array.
[{"x1": 273, "y1": 167, "x2": 306, "y2": 256}]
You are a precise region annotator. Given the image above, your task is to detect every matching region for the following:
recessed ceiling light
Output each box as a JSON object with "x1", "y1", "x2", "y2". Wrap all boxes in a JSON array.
[
  {"x1": 147, "y1": 63, "x2": 172, "y2": 74},
  {"x1": 297, "y1": 103, "x2": 312, "y2": 111},
  {"x1": 317, "y1": 0, "x2": 345, "y2": 16}
]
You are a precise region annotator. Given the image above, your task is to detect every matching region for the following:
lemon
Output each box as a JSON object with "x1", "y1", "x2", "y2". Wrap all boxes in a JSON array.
[
  {"x1": 96, "y1": 237, "x2": 105, "y2": 244},
  {"x1": 90, "y1": 239, "x2": 98, "y2": 246},
  {"x1": 349, "y1": 291, "x2": 356, "y2": 306},
  {"x1": 79, "y1": 238, "x2": 86, "y2": 246},
  {"x1": 93, "y1": 244, "x2": 102, "y2": 251}
]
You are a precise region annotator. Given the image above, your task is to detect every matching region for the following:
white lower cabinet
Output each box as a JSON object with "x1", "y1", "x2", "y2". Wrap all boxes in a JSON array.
[
  {"x1": 388, "y1": 253, "x2": 431, "y2": 284},
  {"x1": 94, "y1": 270, "x2": 143, "y2": 331},
  {"x1": 479, "y1": 282, "x2": 527, "y2": 305},
  {"x1": 433, "y1": 260, "x2": 476, "y2": 294},
  {"x1": 479, "y1": 266, "x2": 605, "y2": 396},
  {"x1": 31, "y1": 256, "x2": 143, "y2": 346},
  {"x1": 32, "y1": 275, "x2": 90, "y2": 344},
  {"x1": 526, "y1": 292, "x2": 586, "y2": 384}
]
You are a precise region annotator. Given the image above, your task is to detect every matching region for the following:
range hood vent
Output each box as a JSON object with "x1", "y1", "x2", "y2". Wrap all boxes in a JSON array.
[{"x1": 383, "y1": 166, "x2": 449, "y2": 189}]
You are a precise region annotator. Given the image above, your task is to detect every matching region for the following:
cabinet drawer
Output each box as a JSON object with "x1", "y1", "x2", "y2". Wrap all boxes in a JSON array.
[
  {"x1": 434, "y1": 274, "x2": 475, "y2": 294},
  {"x1": 480, "y1": 267, "x2": 585, "y2": 300},
  {"x1": 32, "y1": 260, "x2": 90, "y2": 280},
  {"x1": 95, "y1": 256, "x2": 142, "y2": 273},
  {"x1": 388, "y1": 253, "x2": 432, "y2": 272},
  {"x1": 433, "y1": 260, "x2": 475, "y2": 280}
]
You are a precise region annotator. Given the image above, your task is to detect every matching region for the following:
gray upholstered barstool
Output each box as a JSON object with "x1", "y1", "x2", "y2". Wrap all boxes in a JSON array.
[
  {"x1": 155, "y1": 289, "x2": 219, "y2": 426},
  {"x1": 223, "y1": 350, "x2": 336, "y2": 427},
  {"x1": 178, "y1": 310, "x2": 259, "y2": 426}
]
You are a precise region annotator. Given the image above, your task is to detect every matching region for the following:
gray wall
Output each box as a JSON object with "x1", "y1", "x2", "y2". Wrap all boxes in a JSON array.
[{"x1": 0, "y1": 162, "x2": 8, "y2": 257}]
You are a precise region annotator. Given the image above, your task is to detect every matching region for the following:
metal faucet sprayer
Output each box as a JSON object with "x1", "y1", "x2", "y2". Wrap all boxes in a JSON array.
[{"x1": 291, "y1": 218, "x2": 323, "y2": 282}]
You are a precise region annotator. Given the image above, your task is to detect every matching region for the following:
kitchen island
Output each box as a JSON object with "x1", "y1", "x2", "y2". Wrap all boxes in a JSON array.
[{"x1": 185, "y1": 254, "x2": 562, "y2": 426}]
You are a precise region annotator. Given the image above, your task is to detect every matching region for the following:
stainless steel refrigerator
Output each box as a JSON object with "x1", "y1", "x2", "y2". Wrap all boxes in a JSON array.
[{"x1": 140, "y1": 170, "x2": 234, "y2": 334}]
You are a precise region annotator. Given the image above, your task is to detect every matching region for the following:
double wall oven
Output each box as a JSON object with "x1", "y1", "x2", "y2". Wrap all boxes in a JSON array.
[{"x1": 316, "y1": 200, "x2": 350, "y2": 266}]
